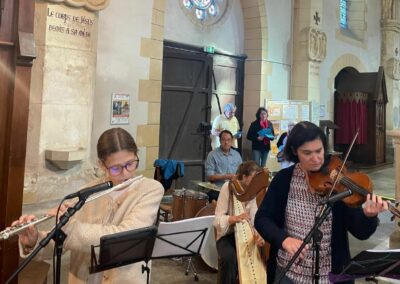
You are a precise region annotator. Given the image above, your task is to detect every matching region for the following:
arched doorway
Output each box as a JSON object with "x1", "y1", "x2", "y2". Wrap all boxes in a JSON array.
[{"x1": 334, "y1": 67, "x2": 387, "y2": 165}]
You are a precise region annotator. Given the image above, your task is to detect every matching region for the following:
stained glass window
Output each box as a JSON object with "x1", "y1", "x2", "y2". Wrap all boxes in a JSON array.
[
  {"x1": 182, "y1": 0, "x2": 227, "y2": 26},
  {"x1": 340, "y1": 0, "x2": 348, "y2": 29}
]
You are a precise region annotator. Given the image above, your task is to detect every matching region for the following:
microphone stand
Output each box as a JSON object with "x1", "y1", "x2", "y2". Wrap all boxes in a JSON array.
[
  {"x1": 312, "y1": 224, "x2": 322, "y2": 283},
  {"x1": 274, "y1": 189, "x2": 352, "y2": 284},
  {"x1": 6, "y1": 197, "x2": 87, "y2": 284},
  {"x1": 274, "y1": 203, "x2": 332, "y2": 284}
]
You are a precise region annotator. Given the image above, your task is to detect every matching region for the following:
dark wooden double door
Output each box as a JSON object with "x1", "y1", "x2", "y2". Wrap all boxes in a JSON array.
[
  {"x1": 160, "y1": 42, "x2": 245, "y2": 187},
  {"x1": 159, "y1": 43, "x2": 213, "y2": 187}
]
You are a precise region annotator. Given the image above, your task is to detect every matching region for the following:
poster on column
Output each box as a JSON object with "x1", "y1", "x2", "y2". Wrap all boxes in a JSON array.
[{"x1": 111, "y1": 93, "x2": 130, "y2": 125}]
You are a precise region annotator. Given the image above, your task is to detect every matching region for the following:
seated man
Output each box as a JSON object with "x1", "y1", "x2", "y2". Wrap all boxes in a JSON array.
[
  {"x1": 213, "y1": 161, "x2": 265, "y2": 284},
  {"x1": 205, "y1": 130, "x2": 242, "y2": 201}
]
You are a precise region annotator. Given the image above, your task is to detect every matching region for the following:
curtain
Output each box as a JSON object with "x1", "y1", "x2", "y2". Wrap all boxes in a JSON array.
[{"x1": 335, "y1": 91, "x2": 368, "y2": 144}]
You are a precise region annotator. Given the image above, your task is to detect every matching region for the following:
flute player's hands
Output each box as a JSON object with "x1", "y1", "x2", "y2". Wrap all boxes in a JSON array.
[
  {"x1": 11, "y1": 214, "x2": 39, "y2": 251},
  {"x1": 46, "y1": 201, "x2": 73, "y2": 220}
]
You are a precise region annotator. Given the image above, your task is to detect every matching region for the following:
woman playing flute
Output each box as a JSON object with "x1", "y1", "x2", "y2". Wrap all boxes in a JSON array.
[{"x1": 11, "y1": 128, "x2": 164, "y2": 283}]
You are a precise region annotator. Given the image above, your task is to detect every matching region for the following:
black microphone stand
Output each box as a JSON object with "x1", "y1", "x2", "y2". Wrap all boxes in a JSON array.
[
  {"x1": 275, "y1": 189, "x2": 353, "y2": 284},
  {"x1": 6, "y1": 197, "x2": 87, "y2": 284}
]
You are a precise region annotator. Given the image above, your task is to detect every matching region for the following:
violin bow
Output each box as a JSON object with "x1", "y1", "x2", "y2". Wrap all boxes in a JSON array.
[{"x1": 325, "y1": 129, "x2": 360, "y2": 198}]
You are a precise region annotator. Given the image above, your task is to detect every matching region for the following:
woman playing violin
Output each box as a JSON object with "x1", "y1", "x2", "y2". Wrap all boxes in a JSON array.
[{"x1": 255, "y1": 121, "x2": 388, "y2": 284}]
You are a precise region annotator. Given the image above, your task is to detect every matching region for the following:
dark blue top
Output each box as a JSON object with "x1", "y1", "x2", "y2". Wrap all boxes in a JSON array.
[
  {"x1": 246, "y1": 119, "x2": 275, "y2": 152},
  {"x1": 255, "y1": 165, "x2": 379, "y2": 284}
]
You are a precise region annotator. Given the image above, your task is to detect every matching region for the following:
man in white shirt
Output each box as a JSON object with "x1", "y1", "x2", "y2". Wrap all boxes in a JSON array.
[{"x1": 211, "y1": 103, "x2": 241, "y2": 149}]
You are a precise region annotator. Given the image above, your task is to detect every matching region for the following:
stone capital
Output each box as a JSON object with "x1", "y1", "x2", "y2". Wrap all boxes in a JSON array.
[
  {"x1": 381, "y1": 20, "x2": 400, "y2": 33},
  {"x1": 387, "y1": 130, "x2": 400, "y2": 144},
  {"x1": 386, "y1": 58, "x2": 400, "y2": 80},
  {"x1": 46, "y1": 0, "x2": 110, "y2": 11}
]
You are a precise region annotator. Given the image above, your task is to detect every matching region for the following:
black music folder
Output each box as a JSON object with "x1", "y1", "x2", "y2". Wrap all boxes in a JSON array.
[
  {"x1": 90, "y1": 225, "x2": 158, "y2": 274},
  {"x1": 330, "y1": 249, "x2": 400, "y2": 283}
]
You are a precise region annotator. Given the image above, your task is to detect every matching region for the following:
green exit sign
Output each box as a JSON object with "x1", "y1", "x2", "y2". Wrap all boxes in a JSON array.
[{"x1": 204, "y1": 46, "x2": 215, "y2": 53}]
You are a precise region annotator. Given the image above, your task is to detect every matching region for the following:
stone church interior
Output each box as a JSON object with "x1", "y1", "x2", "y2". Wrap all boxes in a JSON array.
[{"x1": 1, "y1": 0, "x2": 400, "y2": 283}]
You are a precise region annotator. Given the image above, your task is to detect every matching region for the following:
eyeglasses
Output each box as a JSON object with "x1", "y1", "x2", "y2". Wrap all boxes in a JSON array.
[{"x1": 106, "y1": 159, "x2": 139, "y2": 176}]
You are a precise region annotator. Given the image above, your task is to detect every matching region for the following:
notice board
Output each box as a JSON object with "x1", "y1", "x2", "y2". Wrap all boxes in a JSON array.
[{"x1": 266, "y1": 100, "x2": 311, "y2": 135}]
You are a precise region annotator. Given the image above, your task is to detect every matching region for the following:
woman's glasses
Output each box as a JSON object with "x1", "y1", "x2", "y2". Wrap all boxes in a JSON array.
[{"x1": 106, "y1": 159, "x2": 139, "y2": 176}]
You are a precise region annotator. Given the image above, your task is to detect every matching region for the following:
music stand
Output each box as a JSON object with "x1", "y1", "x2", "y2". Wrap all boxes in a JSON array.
[
  {"x1": 330, "y1": 249, "x2": 400, "y2": 283},
  {"x1": 90, "y1": 225, "x2": 158, "y2": 284},
  {"x1": 152, "y1": 215, "x2": 214, "y2": 281}
]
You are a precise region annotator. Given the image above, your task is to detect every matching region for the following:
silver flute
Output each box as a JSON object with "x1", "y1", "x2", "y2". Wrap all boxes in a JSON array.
[{"x1": 0, "y1": 175, "x2": 144, "y2": 240}]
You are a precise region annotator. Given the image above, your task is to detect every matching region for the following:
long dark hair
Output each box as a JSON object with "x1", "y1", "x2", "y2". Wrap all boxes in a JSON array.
[
  {"x1": 97, "y1": 128, "x2": 138, "y2": 161},
  {"x1": 284, "y1": 121, "x2": 327, "y2": 163}
]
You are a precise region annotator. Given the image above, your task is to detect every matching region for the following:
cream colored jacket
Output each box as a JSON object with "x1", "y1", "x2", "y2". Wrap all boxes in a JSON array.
[
  {"x1": 213, "y1": 181, "x2": 258, "y2": 241},
  {"x1": 24, "y1": 177, "x2": 164, "y2": 284}
]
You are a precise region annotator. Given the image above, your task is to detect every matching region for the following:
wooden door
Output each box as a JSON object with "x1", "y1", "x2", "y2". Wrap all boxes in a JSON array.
[
  {"x1": 160, "y1": 42, "x2": 213, "y2": 187},
  {"x1": 0, "y1": 1, "x2": 35, "y2": 282},
  {"x1": 211, "y1": 55, "x2": 245, "y2": 150}
]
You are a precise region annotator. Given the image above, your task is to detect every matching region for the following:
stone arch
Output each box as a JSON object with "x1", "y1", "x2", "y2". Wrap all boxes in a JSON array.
[
  {"x1": 328, "y1": 54, "x2": 366, "y2": 93},
  {"x1": 325, "y1": 54, "x2": 366, "y2": 123}
]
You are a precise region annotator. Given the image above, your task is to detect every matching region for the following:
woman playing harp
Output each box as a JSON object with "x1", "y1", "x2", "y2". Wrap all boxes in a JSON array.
[{"x1": 213, "y1": 161, "x2": 267, "y2": 284}]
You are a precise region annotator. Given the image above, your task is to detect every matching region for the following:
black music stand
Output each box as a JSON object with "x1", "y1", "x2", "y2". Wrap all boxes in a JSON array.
[
  {"x1": 330, "y1": 249, "x2": 400, "y2": 283},
  {"x1": 152, "y1": 216, "x2": 214, "y2": 281},
  {"x1": 90, "y1": 225, "x2": 158, "y2": 284}
]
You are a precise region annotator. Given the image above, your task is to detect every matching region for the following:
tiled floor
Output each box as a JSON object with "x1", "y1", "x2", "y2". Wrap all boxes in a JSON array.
[{"x1": 19, "y1": 163, "x2": 400, "y2": 283}]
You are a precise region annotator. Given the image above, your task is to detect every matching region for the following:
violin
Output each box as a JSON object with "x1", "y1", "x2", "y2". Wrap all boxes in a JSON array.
[{"x1": 308, "y1": 155, "x2": 400, "y2": 218}]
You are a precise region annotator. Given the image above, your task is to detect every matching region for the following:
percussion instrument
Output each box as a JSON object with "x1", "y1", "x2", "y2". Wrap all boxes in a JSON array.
[
  {"x1": 195, "y1": 202, "x2": 218, "y2": 270},
  {"x1": 190, "y1": 180, "x2": 221, "y2": 192},
  {"x1": 172, "y1": 189, "x2": 208, "y2": 221},
  {"x1": 172, "y1": 189, "x2": 185, "y2": 221}
]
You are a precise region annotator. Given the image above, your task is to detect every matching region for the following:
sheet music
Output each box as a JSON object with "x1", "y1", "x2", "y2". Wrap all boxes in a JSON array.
[{"x1": 152, "y1": 216, "x2": 214, "y2": 258}]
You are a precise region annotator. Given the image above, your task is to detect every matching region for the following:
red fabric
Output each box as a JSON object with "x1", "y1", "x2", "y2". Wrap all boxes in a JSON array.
[
  {"x1": 335, "y1": 96, "x2": 367, "y2": 144},
  {"x1": 260, "y1": 120, "x2": 270, "y2": 145}
]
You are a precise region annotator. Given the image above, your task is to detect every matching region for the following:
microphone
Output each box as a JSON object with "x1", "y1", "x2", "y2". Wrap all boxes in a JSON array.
[
  {"x1": 64, "y1": 181, "x2": 113, "y2": 200},
  {"x1": 321, "y1": 189, "x2": 353, "y2": 205}
]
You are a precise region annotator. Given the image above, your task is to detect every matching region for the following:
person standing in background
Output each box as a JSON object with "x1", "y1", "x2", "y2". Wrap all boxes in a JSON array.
[
  {"x1": 276, "y1": 121, "x2": 296, "y2": 169},
  {"x1": 211, "y1": 103, "x2": 241, "y2": 150},
  {"x1": 246, "y1": 107, "x2": 275, "y2": 167}
]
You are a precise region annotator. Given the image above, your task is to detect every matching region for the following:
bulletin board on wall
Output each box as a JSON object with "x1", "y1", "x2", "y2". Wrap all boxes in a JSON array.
[{"x1": 266, "y1": 100, "x2": 311, "y2": 135}]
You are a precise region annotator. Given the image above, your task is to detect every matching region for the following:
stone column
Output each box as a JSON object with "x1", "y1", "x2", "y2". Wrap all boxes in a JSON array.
[
  {"x1": 291, "y1": 0, "x2": 327, "y2": 123},
  {"x1": 241, "y1": 0, "x2": 268, "y2": 159},
  {"x1": 381, "y1": 1, "x2": 400, "y2": 130},
  {"x1": 25, "y1": 0, "x2": 110, "y2": 202},
  {"x1": 387, "y1": 130, "x2": 400, "y2": 247}
]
